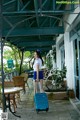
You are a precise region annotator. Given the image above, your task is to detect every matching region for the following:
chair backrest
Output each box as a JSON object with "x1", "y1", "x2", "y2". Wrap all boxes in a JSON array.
[
  {"x1": 4, "y1": 81, "x2": 14, "y2": 88},
  {"x1": 12, "y1": 76, "x2": 25, "y2": 91},
  {"x1": 20, "y1": 73, "x2": 28, "y2": 82},
  {"x1": 0, "y1": 81, "x2": 14, "y2": 88}
]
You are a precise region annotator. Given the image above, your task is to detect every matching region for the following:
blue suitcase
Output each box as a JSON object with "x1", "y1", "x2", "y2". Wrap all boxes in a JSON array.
[{"x1": 34, "y1": 93, "x2": 49, "y2": 113}]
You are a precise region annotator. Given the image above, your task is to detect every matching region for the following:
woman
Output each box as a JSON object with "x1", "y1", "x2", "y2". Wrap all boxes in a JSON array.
[{"x1": 33, "y1": 50, "x2": 44, "y2": 94}]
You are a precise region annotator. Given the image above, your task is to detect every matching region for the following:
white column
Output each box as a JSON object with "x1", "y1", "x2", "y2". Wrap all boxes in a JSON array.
[
  {"x1": 52, "y1": 60, "x2": 56, "y2": 69},
  {"x1": 64, "y1": 32, "x2": 74, "y2": 89}
]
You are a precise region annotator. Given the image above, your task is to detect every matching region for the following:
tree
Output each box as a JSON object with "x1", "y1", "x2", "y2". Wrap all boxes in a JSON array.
[{"x1": 3, "y1": 43, "x2": 32, "y2": 73}]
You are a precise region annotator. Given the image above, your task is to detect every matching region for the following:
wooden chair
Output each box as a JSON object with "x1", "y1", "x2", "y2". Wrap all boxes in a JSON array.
[
  {"x1": 1, "y1": 81, "x2": 17, "y2": 112},
  {"x1": 12, "y1": 76, "x2": 25, "y2": 102},
  {"x1": 12, "y1": 76, "x2": 25, "y2": 92},
  {"x1": 4, "y1": 81, "x2": 14, "y2": 88},
  {"x1": 20, "y1": 73, "x2": 29, "y2": 88}
]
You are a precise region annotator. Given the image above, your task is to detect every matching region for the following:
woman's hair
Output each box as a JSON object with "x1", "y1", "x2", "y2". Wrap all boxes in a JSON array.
[{"x1": 35, "y1": 50, "x2": 44, "y2": 65}]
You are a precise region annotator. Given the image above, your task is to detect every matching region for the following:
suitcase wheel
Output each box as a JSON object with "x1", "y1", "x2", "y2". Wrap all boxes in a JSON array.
[
  {"x1": 36, "y1": 109, "x2": 39, "y2": 114},
  {"x1": 46, "y1": 108, "x2": 49, "y2": 112}
]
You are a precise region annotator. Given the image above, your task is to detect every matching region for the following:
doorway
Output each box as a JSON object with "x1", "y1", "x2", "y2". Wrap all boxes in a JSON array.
[{"x1": 74, "y1": 39, "x2": 80, "y2": 99}]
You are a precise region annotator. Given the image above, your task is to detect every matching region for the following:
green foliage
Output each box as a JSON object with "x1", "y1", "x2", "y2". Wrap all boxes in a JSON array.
[
  {"x1": 52, "y1": 67, "x2": 67, "y2": 87},
  {"x1": 21, "y1": 64, "x2": 29, "y2": 72},
  {"x1": 2, "y1": 45, "x2": 32, "y2": 73},
  {"x1": 24, "y1": 51, "x2": 31, "y2": 58},
  {"x1": 46, "y1": 56, "x2": 53, "y2": 70},
  {"x1": 4, "y1": 67, "x2": 12, "y2": 73},
  {"x1": 3, "y1": 46, "x2": 14, "y2": 59},
  {"x1": 50, "y1": 66, "x2": 67, "y2": 88}
]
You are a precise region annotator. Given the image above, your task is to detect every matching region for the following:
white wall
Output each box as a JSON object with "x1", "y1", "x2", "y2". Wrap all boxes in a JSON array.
[
  {"x1": 64, "y1": 7, "x2": 79, "y2": 89},
  {"x1": 56, "y1": 35, "x2": 64, "y2": 69},
  {"x1": 64, "y1": 32, "x2": 75, "y2": 89},
  {"x1": 56, "y1": 42, "x2": 61, "y2": 69},
  {"x1": 56, "y1": 6, "x2": 79, "y2": 89}
]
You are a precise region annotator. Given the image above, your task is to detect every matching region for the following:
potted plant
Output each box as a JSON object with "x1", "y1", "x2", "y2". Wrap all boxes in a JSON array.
[
  {"x1": 45, "y1": 66, "x2": 67, "y2": 92},
  {"x1": 44, "y1": 66, "x2": 68, "y2": 100}
]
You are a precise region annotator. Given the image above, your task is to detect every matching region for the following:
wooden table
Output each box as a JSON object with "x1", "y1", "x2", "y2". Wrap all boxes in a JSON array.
[{"x1": 1, "y1": 87, "x2": 23, "y2": 118}]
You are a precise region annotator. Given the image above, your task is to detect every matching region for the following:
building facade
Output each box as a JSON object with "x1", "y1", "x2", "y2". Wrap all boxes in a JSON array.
[{"x1": 56, "y1": 6, "x2": 80, "y2": 99}]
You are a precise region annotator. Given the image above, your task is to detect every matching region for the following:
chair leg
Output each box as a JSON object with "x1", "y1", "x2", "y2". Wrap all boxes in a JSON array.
[
  {"x1": 26, "y1": 81, "x2": 29, "y2": 88},
  {"x1": 13, "y1": 98, "x2": 17, "y2": 112},
  {"x1": 0, "y1": 101, "x2": 4, "y2": 111},
  {"x1": 15, "y1": 92, "x2": 21, "y2": 103},
  {"x1": 10, "y1": 94, "x2": 17, "y2": 112}
]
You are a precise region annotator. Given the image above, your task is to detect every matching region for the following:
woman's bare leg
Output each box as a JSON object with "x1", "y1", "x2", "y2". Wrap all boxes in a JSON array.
[
  {"x1": 33, "y1": 80, "x2": 38, "y2": 94},
  {"x1": 39, "y1": 80, "x2": 44, "y2": 93}
]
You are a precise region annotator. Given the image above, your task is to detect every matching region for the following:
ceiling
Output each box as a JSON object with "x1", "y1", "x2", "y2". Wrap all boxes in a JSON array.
[{"x1": 2, "y1": 0, "x2": 74, "y2": 52}]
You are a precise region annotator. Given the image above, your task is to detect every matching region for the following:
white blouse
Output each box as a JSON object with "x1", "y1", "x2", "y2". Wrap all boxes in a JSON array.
[{"x1": 33, "y1": 58, "x2": 42, "y2": 71}]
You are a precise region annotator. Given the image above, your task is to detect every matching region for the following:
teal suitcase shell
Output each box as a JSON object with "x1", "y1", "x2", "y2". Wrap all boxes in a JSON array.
[{"x1": 34, "y1": 93, "x2": 49, "y2": 113}]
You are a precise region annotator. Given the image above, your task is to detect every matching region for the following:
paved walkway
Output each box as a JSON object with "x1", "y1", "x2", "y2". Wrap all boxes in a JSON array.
[
  {"x1": 1, "y1": 78, "x2": 80, "y2": 120},
  {"x1": 8, "y1": 99, "x2": 80, "y2": 120}
]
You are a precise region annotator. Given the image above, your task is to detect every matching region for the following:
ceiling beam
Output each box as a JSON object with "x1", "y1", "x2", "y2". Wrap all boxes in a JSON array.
[
  {"x1": 3, "y1": 0, "x2": 16, "y2": 6},
  {"x1": 3, "y1": 27, "x2": 64, "y2": 37},
  {"x1": 17, "y1": 0, "x2": 24, "y2": 11},
  {"x1": 21, "y1": 1, "x2": 31, "y2": 11},
  {"x1": 17, "y1": 0, "x2": 20, "y2": 11},
  {"x1": 40, "y1": 17, "x2": 48, "y2": 27},
  {"x1": 3, "y1": 9, "x2": 75, "y2": 16},
  {"x1": 3, "y1": 17, "x2": 13, "y2": 28},
  {"x1": 21, "y1": 46, "x2": 52, "y2": 52},
  {"x1": 17, "y1": 45, "x2": 53, "y2": 49},
  {"x1": 8, "y1": 38, "x2": 55, "y2": 43},
  {"x1": 39, "y1": 0, "x2": 47, "y2": 10},
  {"x1": 53, "y1": 0, "x2": 56, "y2": 10},
  {"x1": 14, "y1": 41, "x2": 55, "y2": 47},
  {"x1": 9, "y1": 41, "x2": 52, "y2": 51},
  {"x1": 33, "y1": 0, "x2": 41, "y2": 40},
  {"x1": 34, "y1": 0, "x2": 39, "y2": 27}
]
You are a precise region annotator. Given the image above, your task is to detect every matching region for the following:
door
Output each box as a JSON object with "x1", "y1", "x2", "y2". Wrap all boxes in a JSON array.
[{"x1": 74, "y1": 39, "x2": 80, "y2": 99}]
